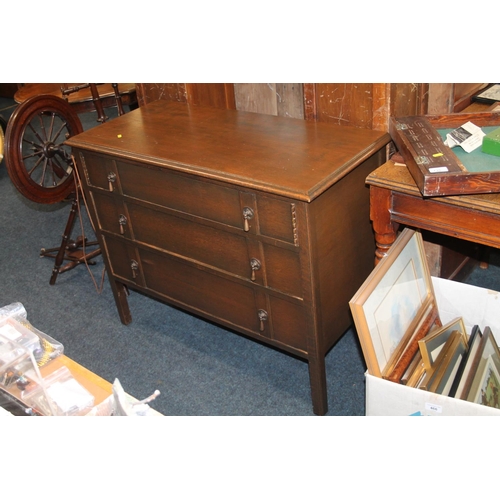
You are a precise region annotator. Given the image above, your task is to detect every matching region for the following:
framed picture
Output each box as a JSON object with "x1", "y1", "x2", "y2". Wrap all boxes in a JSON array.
[
  {"x1": 349, "y1": 228, "x2": 439, "y2": 379},
  {"x1": 449, "y1": 325, "x2": 482, "y2": 398},
  {"x1": 401, "y1": 350, "x2": 423, "y2": 385},
  {"x1": 472, "y1": 357, "x2": 500, "y2": 408},
  {"x1": 418, "y1": 317, "x2": 467, "y2": 371},
  {"x1": 404, "y1": 356, "x2": 426, "y2": 388},
  {"x1": 465, "y1": 328, "x2": 500, "y2": 407},
  {"x1": 473, "y1": 84, "x2": 500, "y2": 105},
  {"x1": 419, "y1": 330, "x2": 468, "y2": 396}
]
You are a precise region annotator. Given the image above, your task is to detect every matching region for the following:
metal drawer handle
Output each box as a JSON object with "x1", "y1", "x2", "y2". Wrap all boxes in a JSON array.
[
  {"x1": 258, "y1": 309, "x2": 268, "y2": 332},
  {"x1": 118, "y1": 214, "x2": 127, "y2": 234},
  {"x1": 250, "y1": 258, "x2": 261, "y2": 281},
  {"x1": 130, "y1": 259, "x2": 139, "y2": 279},
  {"x1": 107, "y1": 172, "x2": 117, "y2": 191},
  {"x1": 242, "y1": 206, "x2": 254, "y2": 232}
]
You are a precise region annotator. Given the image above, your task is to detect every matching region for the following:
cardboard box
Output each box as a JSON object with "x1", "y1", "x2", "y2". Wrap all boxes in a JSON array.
[{"x1": 366, "y1": 277, "x2": 500, "y2": 416}]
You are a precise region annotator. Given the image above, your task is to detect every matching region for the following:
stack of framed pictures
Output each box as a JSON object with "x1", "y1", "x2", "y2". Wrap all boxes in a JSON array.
[
  {"x1": 451, "y1": 326, "x2": 500, "y2": 407},
  {"x1": 350, "y1": 228, "x2": 500, "y2": 410}
]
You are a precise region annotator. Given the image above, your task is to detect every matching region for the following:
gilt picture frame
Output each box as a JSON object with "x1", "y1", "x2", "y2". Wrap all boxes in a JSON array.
[
  {"x1": 422, "y1": 330, "x2": 468, "y2": 396},
  {"x1": 349, "y1": 228, "x2": 437, "y2": 378},
  {"x1": 418, "y1": 317, "x2": 467, "y2": 371}
]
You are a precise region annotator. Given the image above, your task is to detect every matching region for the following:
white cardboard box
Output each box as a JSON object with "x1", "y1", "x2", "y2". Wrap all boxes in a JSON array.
[{"x1": 366, "y1": 277, "x2": 500, "y2": 416}]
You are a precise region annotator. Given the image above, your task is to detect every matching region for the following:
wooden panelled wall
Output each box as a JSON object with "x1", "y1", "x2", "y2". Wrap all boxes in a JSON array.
[{"x1": 135, "y1": 83, "x2": 487, "y2": 132}]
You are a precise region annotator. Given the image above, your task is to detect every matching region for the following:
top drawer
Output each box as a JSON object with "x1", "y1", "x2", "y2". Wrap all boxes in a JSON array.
[
  {"x1": 78, "y1": 151, "x2": 299, "y2": 244},
  {"x1": 78, "y1": 151, "x2": 119, "y2": 192}
]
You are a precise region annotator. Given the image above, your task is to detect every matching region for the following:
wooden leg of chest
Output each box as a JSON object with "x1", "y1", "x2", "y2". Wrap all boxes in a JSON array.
[
  {"x1": 111, "y1": 280, "x2": 132, "y2": 325},
  {"x1": 308, "y1": 356, "x2": 328, "y2": 416}
]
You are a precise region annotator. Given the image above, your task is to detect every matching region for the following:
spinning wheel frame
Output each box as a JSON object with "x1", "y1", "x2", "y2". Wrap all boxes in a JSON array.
[
  {"x1": 0, "y1": 121, "x2": 4, "y2": 164},
  {"x1": 3, "y1": 85, "x2": 134, "y2": 285},
  {"x1": 5, "y1": 94, "x2": 83, "y2": 204}
]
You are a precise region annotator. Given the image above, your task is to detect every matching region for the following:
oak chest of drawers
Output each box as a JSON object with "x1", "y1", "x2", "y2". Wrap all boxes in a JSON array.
[{"x1": 67, "y1": 100, "x2": 390, "y2": 415}]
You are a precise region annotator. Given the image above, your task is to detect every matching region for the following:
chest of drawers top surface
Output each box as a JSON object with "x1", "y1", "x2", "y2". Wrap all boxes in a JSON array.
[{"x1": 66, "y1": 100, "x2": 390, "y2": 201}]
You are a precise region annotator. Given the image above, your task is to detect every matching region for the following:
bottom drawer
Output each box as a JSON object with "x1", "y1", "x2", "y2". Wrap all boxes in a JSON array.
[{"x1": 103, "y1": 236, "x2": 308, "y2": 352}]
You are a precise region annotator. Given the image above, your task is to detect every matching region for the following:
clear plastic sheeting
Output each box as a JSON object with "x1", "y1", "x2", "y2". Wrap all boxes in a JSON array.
[
  {"x1": 0, "y1": 302, "x2": 64, "y2": 368},
  {"x1": 0, "y1": 302, "x2": 161, "y2": 416}
]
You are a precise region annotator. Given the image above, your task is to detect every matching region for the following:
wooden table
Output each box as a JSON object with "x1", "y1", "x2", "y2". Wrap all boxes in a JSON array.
[
  {"x1": 13, "y1": 83, "x2": 137, "y2": 114},
  {"x1": 367, "y1": 160, "x2": 500, "y2": 264},
  {"x1": 67, "y1": 100, "x2": 390, "y2": 415}
]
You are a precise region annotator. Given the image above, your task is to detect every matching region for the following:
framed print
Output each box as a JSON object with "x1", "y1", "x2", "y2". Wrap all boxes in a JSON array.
[
  {"x1": 472, "y1": 357, "x2": 500, "y2": 408},
  {"x1": 424, "y1": 330, "x2": 468, "y2": 396},
  {"x1": 405, "y1": 357, "x2": 426, "y2": 388},
  {"x1": 449, "y1": 325, "x2": 482, "y2": 399},
  {"x1": 464, "y1": 327, "x2": 500, "y2": 406},
  {"x1": 473, "y1": 84, "x2": 500, "y2": 105},
  {"x1": 418, "y1": 317, "x2": 467, "y2": 371},
  {"x1": 401, "y1": 350, "x2": 422, "y2": 385},
  {"x1": 349, "y1": 228, "x2": 439, "y2": 379}
]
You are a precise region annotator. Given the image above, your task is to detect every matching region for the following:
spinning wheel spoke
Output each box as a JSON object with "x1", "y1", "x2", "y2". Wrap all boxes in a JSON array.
[
  {"x1": 45, "y1": 112, "x2": 55, "y2": 143},
  {"x1": 39, "y1": 157, "x2": 49, "y2": 186},
  {"x1": 50, "y1": 120, "x2": 69, "y2": 145},
  {"x1": 26, "y1": 154, "x2": 45, "y2": 177},
  {"x1": 22, "y1": 145, "x2": 44, "y2": 162}
]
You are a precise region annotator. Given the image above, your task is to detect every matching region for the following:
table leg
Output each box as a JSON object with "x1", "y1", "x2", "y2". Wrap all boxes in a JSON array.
[{"x1": 370, "y1": 185, "x2": 398, "y2": 265}]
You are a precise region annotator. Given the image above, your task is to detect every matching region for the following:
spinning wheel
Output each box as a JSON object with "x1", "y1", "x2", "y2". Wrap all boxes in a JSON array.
[
  {"x1": 4, "y1": 94, "x2": 83, "y2": 204},
  {"x1": 3, "y1": 84, "x2": 136, "y2": 285}
]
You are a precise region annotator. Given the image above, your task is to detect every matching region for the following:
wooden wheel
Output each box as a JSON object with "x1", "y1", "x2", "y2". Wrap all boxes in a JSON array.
[
  {"x1": 4, "y1": 94, "x2": 83, "y2": 204},
  {"x1": 0, "y1": 118, "x2": 4, "y2": 164}
]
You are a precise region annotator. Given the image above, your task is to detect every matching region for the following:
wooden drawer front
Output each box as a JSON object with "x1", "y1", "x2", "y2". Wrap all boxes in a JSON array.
[
  {"x1": 126, "y1": 203, "x2": 253, "y2": 279},
  {"x1": 262, "y1": 243, "x2": 302, "y2": 298},
  {"x1": 268, "y1": 295, "x2": 308, "y2": 352},
  {"x1": 79, "y1": 151, "x2": 119, "y2": 192},
  {"x1": 140, "y1": 247, "x2": 308, "y2": 351},
  {"x1": 91, "y1": 191, "x2": 132, "y2": 238},
  {"x1": 116, "y1": 161, "x2": 244, "y2": 228},
  {"x1": 139, "y1": 247, "x2": 262, "y2": 333},
  {"x1": 257, "y1": 196, "x2": 297, "y2": 245},
  {"x1": 101, "y1": 238, "x2": 308, "y2": 350},
  {"x1": 102, "y1": 236, "x2": 145, "y2": 287}
]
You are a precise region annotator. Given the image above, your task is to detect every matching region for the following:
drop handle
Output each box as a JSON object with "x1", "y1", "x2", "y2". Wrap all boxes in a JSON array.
[
  {"x1": 130, "y1": 259, "x2": 139, "y2": 279},
  {"x1": 242, "y1": 207, "x2": 254, "y2": 232},
  {"x1": 258, "y1": 309, "x2": 268, "y2": 332},
  {"x1": 107, "y1": 172, "x2": 117, "y2": 191},
  {"x1": 118, "y1": 214, "x2": 127, "y2": 234},
  {"x1": 250, "y1": 258, "x2": 261, "y2": 281}
]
